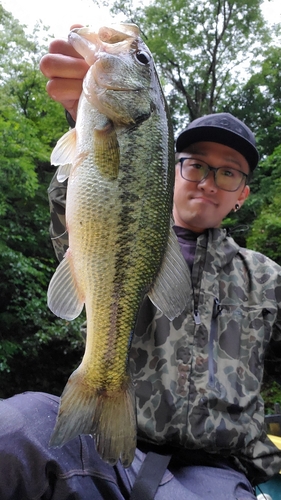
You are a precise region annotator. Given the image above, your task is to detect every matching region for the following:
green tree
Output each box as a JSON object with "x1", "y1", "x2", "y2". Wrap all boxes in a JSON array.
[
  {"x1": 225, "y1": 35, "x2": 281, "y2": 158},
  {"x1": 110, "y1": 0, "x2": 270, "y2": 129},
  {"x1": 0, "y1": 5, "x2": 84, "y2": 398},
  {"x1": 221, "y1": 122, "x2": 281, "y2": 248},
  {"x1": 245, "y1": 146, "x2": 281, "y2": 264}
]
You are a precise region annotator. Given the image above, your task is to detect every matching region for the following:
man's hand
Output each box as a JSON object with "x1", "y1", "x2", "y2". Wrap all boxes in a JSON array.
[{"x1": 40, "y1": 25, "x2": 89, "y2": 122}]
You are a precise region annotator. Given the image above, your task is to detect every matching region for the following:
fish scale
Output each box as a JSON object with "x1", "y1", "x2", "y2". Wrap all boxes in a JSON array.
[{"x1": 47, "y1": 22, "x2": 191, "y2": 466}]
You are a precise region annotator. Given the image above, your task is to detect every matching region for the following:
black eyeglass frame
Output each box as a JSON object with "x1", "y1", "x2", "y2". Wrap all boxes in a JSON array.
[{"x1": 177, "y1": 157, "x2": 249, "y2": 192}]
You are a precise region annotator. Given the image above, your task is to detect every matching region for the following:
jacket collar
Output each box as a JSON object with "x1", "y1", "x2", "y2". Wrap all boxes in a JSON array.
[{"x1": 196, "y1": 228, "x2": 240, "y2": 268}]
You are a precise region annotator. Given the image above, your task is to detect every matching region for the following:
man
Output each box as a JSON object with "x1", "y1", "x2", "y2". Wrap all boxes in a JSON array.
[{"x1": 0, "y1": 36, "x2": 279, "y2": 500}]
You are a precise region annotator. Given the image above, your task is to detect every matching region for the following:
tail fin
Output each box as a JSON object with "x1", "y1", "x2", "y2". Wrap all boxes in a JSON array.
[{"x1": 49, "y1": 367, "x2": 137, "y2": 467}]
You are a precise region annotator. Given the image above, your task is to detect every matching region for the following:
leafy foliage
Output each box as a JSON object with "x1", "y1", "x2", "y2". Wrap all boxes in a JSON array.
[
  {"x1": 225, "y1": 38, "x2": 281, "y2": 158},
  {"x1": 0, "y1": 5, "x2": 84, "y2": 397},
  {"x1": 110, "y1": 0, "x2": 269, "y2": 131},
  {"x1": 245, "y1": 146, "x2": 281, "y2": 264}
]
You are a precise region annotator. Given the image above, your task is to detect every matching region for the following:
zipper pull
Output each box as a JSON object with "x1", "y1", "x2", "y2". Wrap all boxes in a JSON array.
[
  {"x1": 213, "y1": 298, "x2": 222, "y2": 318},
  {"x1": 194, "y1": 310, "x2": 201, "y2": 325}
]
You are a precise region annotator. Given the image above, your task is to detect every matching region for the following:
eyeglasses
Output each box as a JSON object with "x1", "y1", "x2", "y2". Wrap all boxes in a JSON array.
[{"x1": 177, "y1": 157, "x2": 248, "y2": 192}]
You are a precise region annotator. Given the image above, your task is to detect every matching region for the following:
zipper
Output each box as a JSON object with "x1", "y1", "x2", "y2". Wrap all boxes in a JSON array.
[
  {"x1": 208, "y1": 297, "x2": 222, "y2": 388},
  {"x1": 192, "y1": 281, "x2": 201, "y2": 325}
]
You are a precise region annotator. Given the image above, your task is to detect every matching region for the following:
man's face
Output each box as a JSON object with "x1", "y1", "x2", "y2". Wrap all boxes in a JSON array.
[{"x1": 173, "y1": 141, "x2": 250, "y2": 232}]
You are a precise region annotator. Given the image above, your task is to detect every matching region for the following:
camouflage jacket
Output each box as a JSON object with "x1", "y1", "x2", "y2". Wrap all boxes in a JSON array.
[
  {"x1": 48, "y1": 174, "x2": 281, "y2": 485},
  {"x1": 132, "y1": 229, "x2": 281, "y2": 485}
]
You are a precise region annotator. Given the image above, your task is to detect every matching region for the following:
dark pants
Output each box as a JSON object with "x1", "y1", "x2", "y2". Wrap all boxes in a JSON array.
[{"x1": 0, "y1": 392, "x2": 257, "y2": 499}]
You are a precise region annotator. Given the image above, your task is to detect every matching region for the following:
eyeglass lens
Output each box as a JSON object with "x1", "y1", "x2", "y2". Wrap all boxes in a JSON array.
[{"x1": 179, "y1": 158, "x2": 246, "y2": 192}]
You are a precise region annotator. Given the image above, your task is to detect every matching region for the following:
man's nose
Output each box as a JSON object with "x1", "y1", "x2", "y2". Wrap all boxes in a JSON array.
[{"x1": 198, "y1": 170, "x2": 218, "y2": 191}]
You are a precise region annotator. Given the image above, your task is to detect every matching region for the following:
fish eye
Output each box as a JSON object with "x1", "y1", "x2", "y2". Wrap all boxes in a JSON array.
[{"x1": 135, "y1": 50, "x2": 151, "y2": 65}]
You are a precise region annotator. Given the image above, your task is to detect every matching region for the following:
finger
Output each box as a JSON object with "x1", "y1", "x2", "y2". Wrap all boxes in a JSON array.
[
  {"x1": 46, "y1": 78, "x2": 83, "y2": 103},
  {"x1": 48, "y1": 39, "x2": 84, "y2": 59},
  {"x1": 40, "y1": 53, "x2": 89, "y2": 79},
  {"x1": 47, "y1": 24, "x2": 84, "y2": 58},
  {"x1": 61, "y1": 99, "x2": 78, "y2": 122},
  {"x1": 46, "y1": 78, "x2": 81, "y2": 122}
]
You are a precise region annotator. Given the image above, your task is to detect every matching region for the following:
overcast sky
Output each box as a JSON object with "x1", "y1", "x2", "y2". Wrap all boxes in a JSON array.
[
  {"x1": 1, "y1": 0, "x2": 281, "y2": 42},
  {"x1": 1, "y1": 0, "x2": 118, "y2": 40}
]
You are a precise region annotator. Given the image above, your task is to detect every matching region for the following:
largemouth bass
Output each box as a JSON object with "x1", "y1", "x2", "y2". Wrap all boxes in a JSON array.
[{"x1": 47, "y1": 23, "x2": 190, "y2": 467}]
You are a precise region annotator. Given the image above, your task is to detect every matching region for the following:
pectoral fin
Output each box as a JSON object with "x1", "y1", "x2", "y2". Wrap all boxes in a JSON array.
[
  {"x1": 47, "y1": 251, "x2": 84, "y2": 320},
  {"x1": 57, "y1": 164, "x2": 72, "y2": 183},
  {"x1": 94, "y1": 122, "x2": 120, "y2": 179},
  {"x1": 148, "y1": 222, "x2": 191, "y2": 320},
  {"x1": 51, "y1": 128, "x2": 77, "y2": 173}
]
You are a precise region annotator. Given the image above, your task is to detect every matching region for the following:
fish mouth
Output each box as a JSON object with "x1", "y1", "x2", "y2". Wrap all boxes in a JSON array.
[
  {"x1": 69, "y1": 26, "x2": 147, "y2": 93},
  {"x1": 68, "y1": 24, "x2": 139, "y2": 67},
  {"x1": 68, "y1": 29, "x2": 101, "y2": 66}
]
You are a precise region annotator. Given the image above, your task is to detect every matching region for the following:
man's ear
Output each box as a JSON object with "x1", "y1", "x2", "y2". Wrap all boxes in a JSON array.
[{"x1": 237, "y1": 185, "x2": 250, "y2": 208}]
